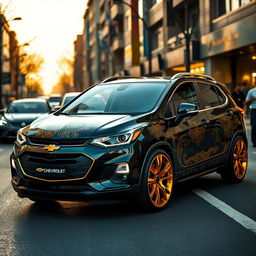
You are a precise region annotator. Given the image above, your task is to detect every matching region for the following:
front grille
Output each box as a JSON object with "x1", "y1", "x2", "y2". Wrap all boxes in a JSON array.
[
  {"x1": 19, "y1": 152, "x2": 93, "y2": 181},
  {"x1": 28, "y1": 137, "x2": 88, "y2": 146}
]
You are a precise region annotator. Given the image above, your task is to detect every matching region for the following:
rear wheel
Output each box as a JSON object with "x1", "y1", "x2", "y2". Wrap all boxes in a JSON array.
[
  {"x1": 138, "y1": 149, "x2": 174, "y2": 211},
  {"x1": 221, "y1": 136, "x2": 247, "y2": 183}
]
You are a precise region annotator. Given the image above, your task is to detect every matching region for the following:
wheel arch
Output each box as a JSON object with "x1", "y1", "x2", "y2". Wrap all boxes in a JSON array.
[
  {"x1": 139, "y1": 140, "x2": 176, "y2": 184},
  {"x1": 229, "y1": 130, "x2": 248, "y2": 152}
]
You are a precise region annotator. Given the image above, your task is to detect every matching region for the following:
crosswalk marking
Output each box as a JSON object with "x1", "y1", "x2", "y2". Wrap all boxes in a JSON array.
[{"x1": 193, "y1": 188, "x2": 256, "y2": 234}]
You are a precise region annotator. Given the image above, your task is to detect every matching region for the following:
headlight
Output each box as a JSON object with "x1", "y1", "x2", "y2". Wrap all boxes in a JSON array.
[
  {"x1": 16, "y1": 129, "x2": 27, "y2": 145},
  {"x1": 90, "y1": 130, "x2": 141, "y2": 148},
  {"x1": 0, "y1": 120, "x2": 7, "y2": 126}
]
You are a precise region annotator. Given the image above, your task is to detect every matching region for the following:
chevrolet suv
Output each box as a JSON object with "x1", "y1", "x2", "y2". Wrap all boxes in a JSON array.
[{"x1": 10, "y1": 73, "x2": 247, "y2": 211}]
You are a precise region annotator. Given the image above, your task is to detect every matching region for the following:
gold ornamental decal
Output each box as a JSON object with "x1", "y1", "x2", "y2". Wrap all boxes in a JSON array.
[{"x1": 43, "y1": 145, "x2": 61, "y2": 152}]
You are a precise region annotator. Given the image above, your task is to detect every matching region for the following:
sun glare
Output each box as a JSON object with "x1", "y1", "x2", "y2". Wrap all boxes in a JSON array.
[{"x1": 1, "y1": 0, "x2": 87, "y2": 94}]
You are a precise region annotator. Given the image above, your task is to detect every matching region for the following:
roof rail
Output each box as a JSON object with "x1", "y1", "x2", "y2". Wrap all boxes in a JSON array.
[
  {"x1": 102, "y1": 76, "x2": 147, "y2": 83},
  {"x1": 171, "y1": 73, "x2": 216, "y2": 83}
]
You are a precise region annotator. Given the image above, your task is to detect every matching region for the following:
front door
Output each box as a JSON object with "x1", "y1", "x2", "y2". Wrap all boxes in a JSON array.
[{"x1": 164, "y1": 82, "x2": 206, "y2": 167}]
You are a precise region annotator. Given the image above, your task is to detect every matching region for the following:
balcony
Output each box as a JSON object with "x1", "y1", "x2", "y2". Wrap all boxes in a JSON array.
[
  {"x1": 149, "y1": 1, "x2": 163, "y2": 27},
  {"x1": 111, "y1": 4, "x2": 124, "y2": 20},
  {"x1": 99, "y1": 0, "x2": 105, "y2": 8},
  {"x1": 100, "y1": 11, "x2": 106, "y2": 24},
  {"x1": 102, "y1": 25, "x2": 109, "y2": 38},
  {"x1": 112, "y1": 34, "x2": 124, "y2": 51}
]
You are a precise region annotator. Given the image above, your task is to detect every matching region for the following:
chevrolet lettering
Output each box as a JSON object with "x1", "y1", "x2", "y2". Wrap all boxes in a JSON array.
[{"x1": 10, "y1": 74, "x2": 247, "y2": 211}]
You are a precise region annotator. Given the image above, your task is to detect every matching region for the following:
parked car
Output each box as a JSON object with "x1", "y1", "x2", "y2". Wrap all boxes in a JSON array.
[
  {"x1": 37, "y1": 95, "x2": 49, "y2": 102},
  {"x1": 48, "y1": 94, "x2": 62, "y2": 109},
  {"x1": 10, "y1": 73, "x2": 247, "y2": 211},
  {"x1": 52, "y1": 92, "x2": 81, "y2": 111},
  {"x1": 0, "y1": 99, "x2": 51, "y2": 140}
]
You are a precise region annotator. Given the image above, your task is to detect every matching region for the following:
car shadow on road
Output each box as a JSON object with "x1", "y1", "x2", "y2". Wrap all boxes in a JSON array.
[{"x1": 21, "y1": 173, "x2": 230, "y2": 220}]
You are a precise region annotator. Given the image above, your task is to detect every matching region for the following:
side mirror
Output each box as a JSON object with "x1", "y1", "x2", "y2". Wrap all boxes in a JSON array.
[{"x1": 177, "y1": 103, "x2": 198, "y2": 115}]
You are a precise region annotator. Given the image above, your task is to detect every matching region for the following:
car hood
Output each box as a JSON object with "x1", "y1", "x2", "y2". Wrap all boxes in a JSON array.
[
  {"x1": 24, "y1": 113, "x2": 148, "y2": 139},
  {"x1": 4, "y1": 113, "x2": 48, "y2": 123}
]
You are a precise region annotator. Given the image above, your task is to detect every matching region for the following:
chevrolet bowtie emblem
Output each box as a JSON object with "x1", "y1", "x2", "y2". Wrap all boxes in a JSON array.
[
  {"x1": 36, "y1": 168, "x2": 44, "y2": 172},
  {"x1": 43, "y1": 145, "x2": 61, "y2": 152}
]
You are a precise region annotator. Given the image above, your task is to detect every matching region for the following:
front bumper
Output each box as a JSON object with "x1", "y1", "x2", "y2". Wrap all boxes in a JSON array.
[
  {"x1": 11, "y1": 178, "x2": 140, "y2": 201},
  {"x1": 10, "y1": 140, "x2": 143, "y2": 201}
]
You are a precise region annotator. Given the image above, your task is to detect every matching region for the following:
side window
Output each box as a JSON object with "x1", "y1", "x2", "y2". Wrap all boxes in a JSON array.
[
  {"x1": 197, "y1": 82, "x2": 220, "y2": 108},
  {"x1": 215, "y1": 86, "x2": 226, "y2": 105},
  {"x1": 164, "y1": 82, "x2": 199, "y2": 117}
]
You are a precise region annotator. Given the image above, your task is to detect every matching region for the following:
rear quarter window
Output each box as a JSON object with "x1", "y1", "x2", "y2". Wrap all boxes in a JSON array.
[{"x1": 197, "y1": 82, "x2": 225, "y2": 109}]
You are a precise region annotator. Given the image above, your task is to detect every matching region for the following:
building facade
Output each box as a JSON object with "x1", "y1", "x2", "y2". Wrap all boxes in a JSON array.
[
  {"x1": 0, "y1": 14, "x2": 21, "y2": 108},
  {"x1": 81, "y1": 0, "x2": 256, "y2": 90},
  {"x1": 74, "y1": 34, "x2": 85, "y2": 91}
]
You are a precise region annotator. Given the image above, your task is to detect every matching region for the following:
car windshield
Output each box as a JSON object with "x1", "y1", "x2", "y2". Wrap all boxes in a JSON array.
[
  {"x1": 7, "y1": 102, "x2": 48, "y2": 114},
  {"x1": 60, "y1": 82, "x2": 169, "y2": 115},
  {"x1": 49, "y1": 97, "x2": 61, "y2": 103}
]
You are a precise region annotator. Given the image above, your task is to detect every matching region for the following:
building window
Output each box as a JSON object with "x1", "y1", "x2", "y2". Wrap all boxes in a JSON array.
[
  {"x1": 148, "y1": 0, "x2": 162, "y2": 9},
  {"x1": 151, "y1": 29, "x2": 161, "y2": 51},
  {"x1": 215, "y1": 0, "x2": 253, "y2": 17},
  {"x1": 124, "y1": 15, "x2": 129, "y2": 32}
]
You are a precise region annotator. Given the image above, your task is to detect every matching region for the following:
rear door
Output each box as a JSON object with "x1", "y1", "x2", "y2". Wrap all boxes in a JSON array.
[{"x1": 195, "y1": 81, "x2": 230, "y2": 161}]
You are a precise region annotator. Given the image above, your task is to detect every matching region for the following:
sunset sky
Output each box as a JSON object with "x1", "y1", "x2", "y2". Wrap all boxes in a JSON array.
[{"x1": 2, "y1": 0, "x2": 87, "y2": 94}]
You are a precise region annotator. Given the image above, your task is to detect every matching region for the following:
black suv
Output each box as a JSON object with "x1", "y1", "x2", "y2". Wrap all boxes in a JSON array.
[{"x1": 10, "y1": 73, "x2": 247, "y2": 211}]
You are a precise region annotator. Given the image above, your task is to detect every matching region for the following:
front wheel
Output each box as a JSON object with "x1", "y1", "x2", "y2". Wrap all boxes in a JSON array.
[
  {"x1": 138, "y1": 149, "x2": 174, "y2": 211},
  {"x1": 220, "y1": 136, "x2": 247, "y2": 183}
]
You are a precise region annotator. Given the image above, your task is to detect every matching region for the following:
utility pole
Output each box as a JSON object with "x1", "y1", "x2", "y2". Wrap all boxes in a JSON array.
[
  {"x1": 167, "y1": 0, "x2": 198, "y2": 72},
  {"x1": 184, "y1": 0, "x2": 190, "y2": 72},
  {"x1": 113, "y1": 0, "x2": 152, "y2": 75}
]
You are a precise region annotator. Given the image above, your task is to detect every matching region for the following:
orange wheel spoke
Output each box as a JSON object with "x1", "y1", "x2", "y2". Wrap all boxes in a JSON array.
[
  {"x1": 160, "y1": 175, "x2": 173, "y2": 181},
  {"x1": 149, "y1": 183, "x2": 157, "y2": 198},
  {"x1": 148, "y1": 178, "x2": 155, "y2": 185},
  {"x1": 158, "y1": 162, "x2": 171, "y2": 177}
]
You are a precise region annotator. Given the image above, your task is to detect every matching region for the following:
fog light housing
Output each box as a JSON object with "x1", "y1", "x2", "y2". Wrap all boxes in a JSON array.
[
  {"x1": 115, "y1": 163, "x2": 130, "y2": 174},
  {"x1": 110, "y1": 163, "x2": 130, "y2": 184}
]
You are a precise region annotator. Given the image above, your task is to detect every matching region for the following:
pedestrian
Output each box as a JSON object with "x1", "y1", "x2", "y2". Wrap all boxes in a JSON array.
[
  {"x1": 231, "y1": 84, "x2": 245, "y2": 109},
  {"x1": 240, "y1": 81, "x2": 249, "y2": 98},
  {"x1": 246, "y1": 80, "x2": 256, "y2": 147}
]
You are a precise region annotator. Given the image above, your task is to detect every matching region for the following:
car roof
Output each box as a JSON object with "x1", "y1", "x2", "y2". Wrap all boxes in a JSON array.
[
  {"x1": 11, "y1": 98, "x2": 47, "y2": 103},
  {"x1": 100, "y1": 73, "x2": 217, "y2": 85},
  {"x1": 63, "y1": 92, "x2": 81, "y2": 97}
]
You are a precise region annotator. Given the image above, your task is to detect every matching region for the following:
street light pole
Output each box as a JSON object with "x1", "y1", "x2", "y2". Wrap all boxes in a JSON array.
[
  {"x1": 113, "y1": 0, "x2": 152, "y2": 75},
  {"x1": 184, "y1": 0, "x2": 190, "y2": 72}
]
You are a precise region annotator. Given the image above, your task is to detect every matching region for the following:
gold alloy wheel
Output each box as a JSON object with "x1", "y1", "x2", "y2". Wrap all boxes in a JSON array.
[
  {"x1": 233, "y1": 139, "x2": 247, "y2": 179},
  {"x1": 147, "y1": 154, "x2": 173, "y2": 208}
]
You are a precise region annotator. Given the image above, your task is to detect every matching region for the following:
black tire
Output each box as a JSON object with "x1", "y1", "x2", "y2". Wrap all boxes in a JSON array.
[
  {"x1": 220, "y1": 136, "x2": 247, "y2": 183},
  {"x1": 137, "y1": 149, "x2": 174, "y2": 212}
]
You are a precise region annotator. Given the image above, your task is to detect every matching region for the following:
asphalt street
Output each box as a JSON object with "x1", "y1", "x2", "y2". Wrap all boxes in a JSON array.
[{"x1": 0, "y1": 123, "x2": 255, "y2": 256}]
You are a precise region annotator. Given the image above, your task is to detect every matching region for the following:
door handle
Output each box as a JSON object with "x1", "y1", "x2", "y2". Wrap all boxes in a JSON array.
[{"x1": 200, "y1": 119, "x2": 209, "y2": 127}]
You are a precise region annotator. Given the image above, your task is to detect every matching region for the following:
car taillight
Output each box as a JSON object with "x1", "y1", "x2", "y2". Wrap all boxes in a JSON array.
[{"x1": 238, "y1": 107, "x2": 245, "y2": 116}]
